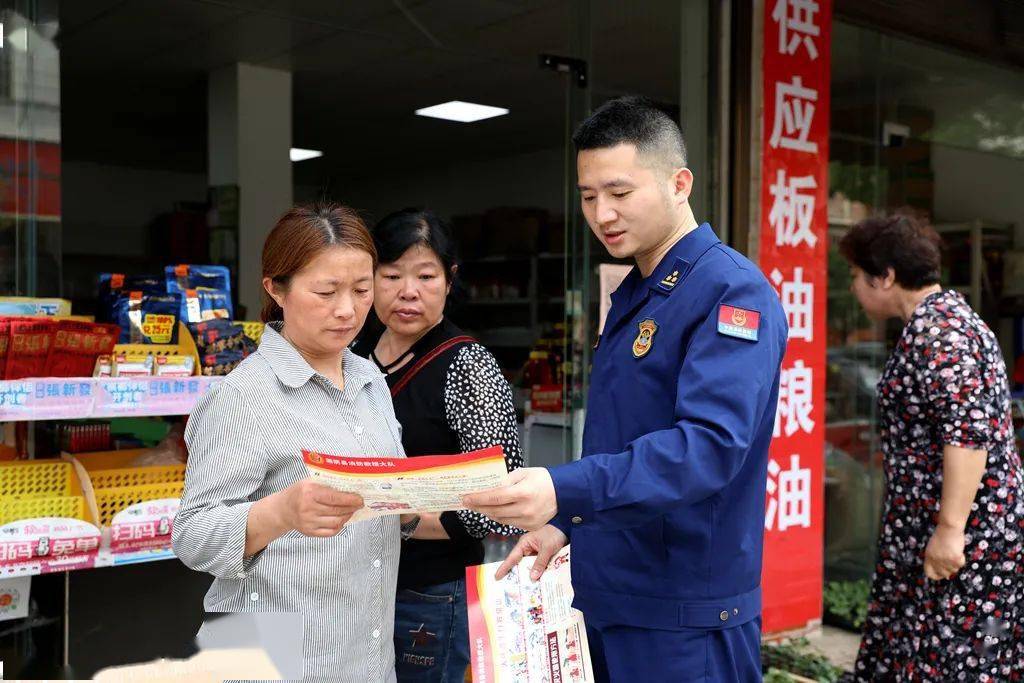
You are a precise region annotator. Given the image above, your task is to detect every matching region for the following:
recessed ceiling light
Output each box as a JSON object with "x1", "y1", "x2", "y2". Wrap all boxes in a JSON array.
[
  {"x1": 290, "y1": 148, "x2": 323, "y2": 162},
  {"x1": 415, "y1": 101, "x2": 509, "y2": 123}
]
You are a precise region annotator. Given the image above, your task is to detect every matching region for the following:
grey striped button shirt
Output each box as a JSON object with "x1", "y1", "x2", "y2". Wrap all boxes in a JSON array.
[{"x1": 173, "y1": 323, "x2": 404, "y2": 682}]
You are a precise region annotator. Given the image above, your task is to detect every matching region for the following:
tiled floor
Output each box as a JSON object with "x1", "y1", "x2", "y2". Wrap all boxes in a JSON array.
[{"x1": 807, "y1": 625, "x2": 861, "y2": 672}]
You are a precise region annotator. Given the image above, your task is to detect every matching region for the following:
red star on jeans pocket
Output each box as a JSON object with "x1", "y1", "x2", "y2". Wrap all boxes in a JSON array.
[{"x1": 409, "y1": 623, "x2": 437, "y2": 648}]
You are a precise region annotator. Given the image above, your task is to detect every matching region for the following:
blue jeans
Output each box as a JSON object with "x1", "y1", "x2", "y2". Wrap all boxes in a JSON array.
[{"x1": 393, "y1": 579, "x2": 470, "y2": 683}]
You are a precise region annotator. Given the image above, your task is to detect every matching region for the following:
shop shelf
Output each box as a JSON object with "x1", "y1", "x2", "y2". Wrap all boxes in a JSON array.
[{"x1": 93, "y1": 480, "x2": 184, "y2": 527}]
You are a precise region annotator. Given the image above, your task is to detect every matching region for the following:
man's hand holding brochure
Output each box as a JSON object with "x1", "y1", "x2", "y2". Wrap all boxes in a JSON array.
[
  {"x1": 302, "y1": 445, "x2": 511, "y2": 522},
  {"x1": 300, "y1": 444, "x2": 593, "y2": 680}
]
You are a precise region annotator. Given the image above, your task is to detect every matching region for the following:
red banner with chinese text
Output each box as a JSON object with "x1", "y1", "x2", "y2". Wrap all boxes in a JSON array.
[{"x1": 759, "y1": 0, "x2": 831, "y2": 634}]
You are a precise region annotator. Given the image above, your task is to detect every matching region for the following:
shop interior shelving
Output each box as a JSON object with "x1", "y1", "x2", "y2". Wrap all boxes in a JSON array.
[{"x1": 0, "y1": 375, "x2": 221, "y2": 579}]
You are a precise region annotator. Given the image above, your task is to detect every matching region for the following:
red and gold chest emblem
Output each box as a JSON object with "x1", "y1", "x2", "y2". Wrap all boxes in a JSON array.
[{"x1": 632, "y1": 319, "x2": 658, "y2": 358}]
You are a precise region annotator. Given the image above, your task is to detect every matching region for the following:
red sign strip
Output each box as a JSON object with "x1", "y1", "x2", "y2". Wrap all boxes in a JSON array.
[{"x1": 758, "y1": 0, "x2": 832, "y2": 634}]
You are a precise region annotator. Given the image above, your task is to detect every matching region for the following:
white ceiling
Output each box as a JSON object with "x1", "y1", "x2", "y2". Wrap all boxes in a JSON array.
[{"x1": 58, "y1": 0, "x2": 682, "y2": 180}]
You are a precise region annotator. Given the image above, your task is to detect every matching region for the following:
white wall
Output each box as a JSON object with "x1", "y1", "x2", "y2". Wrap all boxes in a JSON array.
[{"x1": 208, "y1": 63, "x2": 293, "y2": 319}]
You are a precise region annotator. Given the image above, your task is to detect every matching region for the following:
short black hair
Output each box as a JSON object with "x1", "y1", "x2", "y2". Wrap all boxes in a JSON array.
[
  {"x1": 838, "y1": 213, "x2": 942, "y2": 289},
  {"x1": 572, "y1": 95, "x2": 687, "y2": 171},
  {"x1": 372, "y1": 208, "x2": 458, "y2": 284}
]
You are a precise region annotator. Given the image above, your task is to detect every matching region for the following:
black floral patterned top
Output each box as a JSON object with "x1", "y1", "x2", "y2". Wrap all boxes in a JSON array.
[
  {"x1": 855, "y1": 290, "x2": 1024, "y2": 681},
  {"x1": 352, "y1": 318, "x2": 523, "y2": 590}
]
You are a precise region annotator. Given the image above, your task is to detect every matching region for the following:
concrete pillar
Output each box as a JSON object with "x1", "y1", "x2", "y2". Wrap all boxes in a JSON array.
[{"x1": 208, "y1": 63, "x2": 292, "y2": 320}]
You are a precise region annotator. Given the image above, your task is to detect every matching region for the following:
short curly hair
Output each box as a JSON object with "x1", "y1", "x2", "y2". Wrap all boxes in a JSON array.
[{"x1": 838, "y1": 214, "x2": 942, "y2": 289}]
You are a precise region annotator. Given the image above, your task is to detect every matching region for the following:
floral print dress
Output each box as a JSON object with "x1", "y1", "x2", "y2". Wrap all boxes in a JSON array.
[{"x1": 854, "y1": 290, "x2": 1024, "y2": 682}]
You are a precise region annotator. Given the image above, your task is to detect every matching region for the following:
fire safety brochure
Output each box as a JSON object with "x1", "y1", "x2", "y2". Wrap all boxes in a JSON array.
[
  {"x1": 302, "y1": 445, "x2": 509, "y2": 522},
  {"x1": 467, "y1": 546, "x2": 593, "y2": 683}
]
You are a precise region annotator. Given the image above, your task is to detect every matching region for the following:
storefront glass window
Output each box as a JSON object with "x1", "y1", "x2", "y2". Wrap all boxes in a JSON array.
[{"x1": 826, "y1": 19, "x2": 1024, "y2": 580}]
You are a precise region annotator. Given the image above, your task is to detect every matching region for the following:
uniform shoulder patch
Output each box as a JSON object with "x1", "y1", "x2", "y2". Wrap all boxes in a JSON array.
[{"x1": 717, "y1": 305, "x2": 760, "y2": 341}]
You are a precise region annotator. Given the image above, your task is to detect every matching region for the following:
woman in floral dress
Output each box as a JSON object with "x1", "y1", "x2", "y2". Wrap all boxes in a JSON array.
[{"x1": 839, "y1": 214, "x2": 1024, "y2": 681}]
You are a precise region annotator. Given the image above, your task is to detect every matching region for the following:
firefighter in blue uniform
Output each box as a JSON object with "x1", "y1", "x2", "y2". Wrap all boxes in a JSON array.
[{"x1": 464, "y1": 96, "x2": 788, "y2": 682}]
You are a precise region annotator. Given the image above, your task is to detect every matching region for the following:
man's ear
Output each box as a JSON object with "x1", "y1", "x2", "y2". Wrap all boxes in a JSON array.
[{"x1": 672, "y1": 166, "x2": 694, "y2": 205}]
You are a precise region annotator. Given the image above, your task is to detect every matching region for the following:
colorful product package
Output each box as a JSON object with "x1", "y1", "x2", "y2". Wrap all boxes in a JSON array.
[
  {"x1": 154, "y1": 355, "x2": 195, "y2": 378},
  {"x1": 43, "y1": 321, "x2": 120, "y2": 377},
  {"x1": 113, "y1": 292, "x2": 181, "y2": 344},
  {"x1": 201, "y1": 349, "x2": 247, "y2": 376},
  {"x1": 189, "y1": 320, "x2": 255, "y2": 355},
  {"x1": 181, "y1": 288, "x2": 233, "y2": 323},
  {"x1": 189, "y1": 319, "x2": 243, "y2": 345},
  {"x1": 5, "y1": 318, "x2": 57, "y2": 379},
  {"x1": 94, "y1": 355, "x2": 113, "y2": 378},
  {"x1": 113, "y1": 352, "x2": 154, "y2": 377},
  {"x1": 97, "y1": 273, "x2": 164, "y2": 323},
  {"x1": 166, "y1": 265, "x2": 233, "y2": 322},
  {"x1": 166, "y1": 264, "x2": 231, "y2": 293}
]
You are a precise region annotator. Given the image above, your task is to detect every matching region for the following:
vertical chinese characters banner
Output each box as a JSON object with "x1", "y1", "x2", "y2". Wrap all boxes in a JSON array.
[{"x1": 760, "y1": 0, "x2": 831, "y2": 633}]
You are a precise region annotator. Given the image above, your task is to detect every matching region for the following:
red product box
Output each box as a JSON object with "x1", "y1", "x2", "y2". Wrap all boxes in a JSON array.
[
  {"x1": 0, "y1": 319, "x2": 10, "y2": 378},
  {"x1": 6, "y1": 318, "x2": 56, "y2": 379},
  {"x1": 43, "y1": 321, "x2": 120, "y2": 377}
]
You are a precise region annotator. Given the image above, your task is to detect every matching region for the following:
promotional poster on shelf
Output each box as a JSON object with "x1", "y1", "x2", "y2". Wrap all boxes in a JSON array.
[
  {"x1": 466, "y1": 546, "x2": 593, "y2": 683},
  {"x1": 109, "y1": 498, "x2": 178, "y2": 554},
  {"x1": 0, "y1": 517, "x2": 102, "y2": 577}
]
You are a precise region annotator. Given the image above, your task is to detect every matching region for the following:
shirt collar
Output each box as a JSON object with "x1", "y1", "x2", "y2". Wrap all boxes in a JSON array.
[
  {"x1": 645, "y1": 222, "x2": 721, "y2": 294},
  {"x1": 259, "y1": 322, "x2": 376, "y2": 390}
]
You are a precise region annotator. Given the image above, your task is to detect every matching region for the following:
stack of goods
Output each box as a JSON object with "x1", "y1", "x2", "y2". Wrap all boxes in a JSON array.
[
  {"x1": 164, "y1": 264, "x2": 233, "y2": 325},
  {"x1": 91, "y1": 264, "x2": 237, "y2": 379},
  {"x1": 521, "y1": 324, "x2": 568, "y2": 413},
  {"x1": 93, "y1": 352, "x2": 195, "y2": 378},
  {"x1": 0, "y1": 317, "x2": 120, "y2": 380},
  {"x1": 97, "y1": 264, "x2": 233, "y2": 345},
  {"x1": 56, "y1": 421, "x2": 112, "y2": 454},
  {"x1": 190, "y1": 319, "x2": 256, "y2": 376}
]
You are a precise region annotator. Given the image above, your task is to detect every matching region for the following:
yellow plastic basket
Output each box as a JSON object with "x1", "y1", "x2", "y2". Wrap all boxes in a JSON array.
[
  {"x1": 0, "y1": 459, "x2": 89, "y2": 525},
  {"x1": 94, "y1": 481, "x2": 185, "y2": 527},
  {"x1": 0, "y1": 460, "x2": 75, "y2": 498},
  {"x1": 240, "y1": 321, "x2": 264, "y2": 345},
  {"x1": 77, "y1": 449, "x2": 185, "y2": 489},
  {"x1": 0, "y1": 496, "x2": 86, "y2": 526}
]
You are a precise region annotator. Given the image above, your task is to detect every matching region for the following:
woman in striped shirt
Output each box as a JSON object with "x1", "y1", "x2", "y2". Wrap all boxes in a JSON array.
[{"x1": 173, "y1": 203, "x2": 405, "y2": 682}]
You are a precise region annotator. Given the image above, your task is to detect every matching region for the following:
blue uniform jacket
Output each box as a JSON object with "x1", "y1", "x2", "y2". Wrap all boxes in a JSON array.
[{"x1": 548, "y1": 223, "x2": 787, "y2": 632}]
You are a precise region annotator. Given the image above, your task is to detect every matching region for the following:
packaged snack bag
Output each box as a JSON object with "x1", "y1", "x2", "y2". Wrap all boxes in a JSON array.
[
  {"x1": 113, "y1": 292, "x2": 181, "y2": 344},
  {"x1": 97, "y1": 273, "x2": 164, "y2": 323}
]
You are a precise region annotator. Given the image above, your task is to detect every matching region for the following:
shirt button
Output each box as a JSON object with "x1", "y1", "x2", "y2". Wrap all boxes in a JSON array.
[
  {"x1": 250, "y1": 592, "x2": 259, "y2": 602},
  {"x1": 236, "y1": 572, "x2": 246, "y2": 579},
  {"x1": 571, "y1": 516, "x2": 583, "y2": 525},
  {"x1": 719, "y1": 610, "x2": 729, "y2": 622},
  {"x1": 372, "y1": 629, "x2": 381, "y2": 639},
  {"x1": 373, "y1": 559, "x2": 381, "y2": 568},
  {"x1": 354, "y1": 425, "x2": 364, "y2": 435}
]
